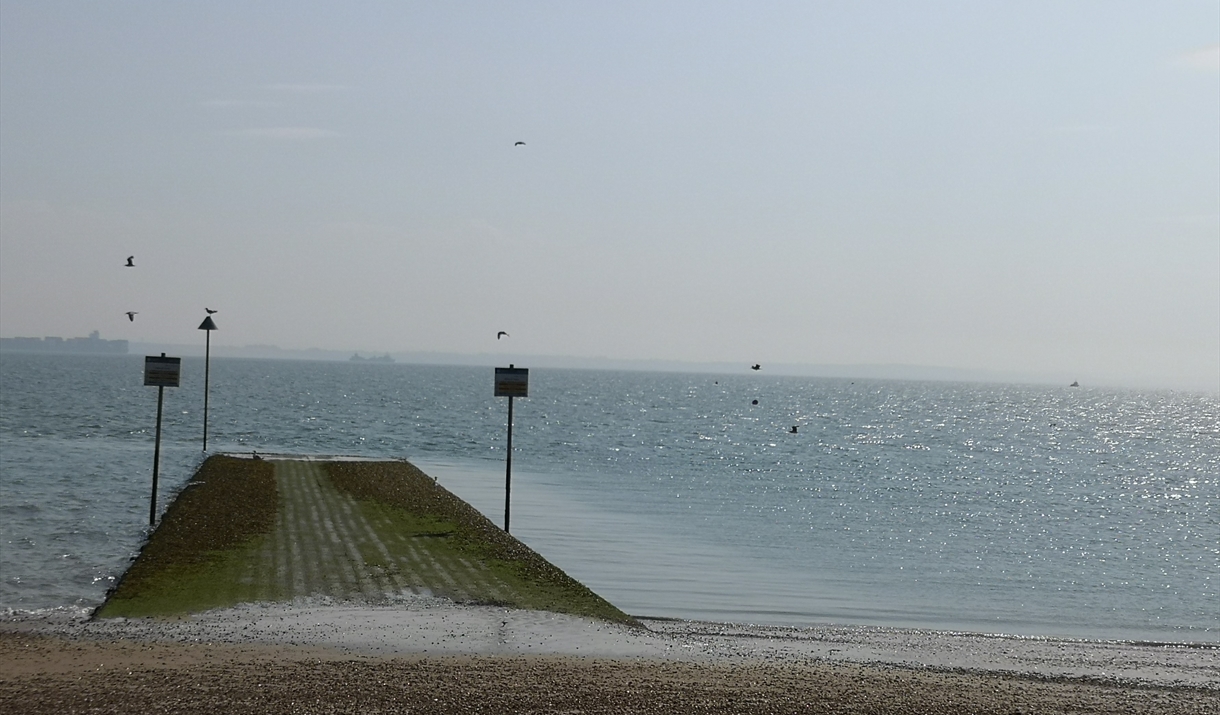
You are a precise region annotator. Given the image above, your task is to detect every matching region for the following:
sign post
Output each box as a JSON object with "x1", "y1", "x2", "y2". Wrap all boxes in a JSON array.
[
  {"x1": 494, "y1": 365, "x2": 528, "y2": 533},
  {"x1": 198, "y1": 316, "x2": 218, "y2": 451},
  {"x1": 144, "y1": 353, "x2": 181, "y2": 528}
]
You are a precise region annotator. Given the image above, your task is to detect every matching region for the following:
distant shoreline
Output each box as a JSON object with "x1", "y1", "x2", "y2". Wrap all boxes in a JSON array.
[
  {"x1": 0, "y1": 331, "x2": 127, "y2": 355},
  {"x1": 3, "y1": 345, "x2": 1215, "y2": 392}
]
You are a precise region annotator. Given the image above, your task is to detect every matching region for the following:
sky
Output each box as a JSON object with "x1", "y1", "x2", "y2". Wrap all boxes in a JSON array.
[{"x1": 1, "y1": 2, "x2": 1217, "y2": 391}]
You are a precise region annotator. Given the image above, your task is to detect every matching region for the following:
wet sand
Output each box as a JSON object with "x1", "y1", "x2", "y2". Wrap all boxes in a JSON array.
[{"x1": 3, "y1": 599, "x2": 1216, "y2": 714}]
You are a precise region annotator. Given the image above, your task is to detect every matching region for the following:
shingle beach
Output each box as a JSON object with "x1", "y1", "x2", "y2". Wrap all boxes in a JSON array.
[{"x1": 3, "y1": 605, "x2": 1217, "y2": 714}]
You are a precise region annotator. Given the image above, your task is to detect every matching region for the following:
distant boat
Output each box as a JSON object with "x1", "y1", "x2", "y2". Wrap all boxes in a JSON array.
[
  {"x1": 1070, "y1": 381, "x2": 1080, "y2": 387},
  {"x1": 350, "y1": 353, "x2": 394, "y2": 363}
]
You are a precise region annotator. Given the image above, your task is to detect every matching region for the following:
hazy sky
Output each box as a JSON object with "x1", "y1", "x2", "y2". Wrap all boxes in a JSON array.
[{"x1": 2, "y1": 2, "x2": 1217, "y2": 390}]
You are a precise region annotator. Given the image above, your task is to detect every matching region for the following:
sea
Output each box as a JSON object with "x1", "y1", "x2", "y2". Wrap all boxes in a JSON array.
[{"x1": 1, "y1": 353, "x2": 1216, "y2": 643}]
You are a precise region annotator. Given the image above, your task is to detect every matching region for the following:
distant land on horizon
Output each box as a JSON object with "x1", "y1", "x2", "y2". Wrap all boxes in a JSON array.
[
  {"x1": 3, "y1": 335, "x2": 1209, "y2": 392},
  {"x1": 105, "y1": 341, "x2": 1212, "y2": 393},
  {"x1": 0, "y1": 331, "x2": 128, "y2": 355}
]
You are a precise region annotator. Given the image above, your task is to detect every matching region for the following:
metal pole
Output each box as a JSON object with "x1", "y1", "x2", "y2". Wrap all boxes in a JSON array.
[
  {"x1": 150, "y1": 384, "x2": 164, "y2": 528},
  {"x1": 202, "y1": 329, "x2": 211, "y2": 451},
  {"x1": 504, "y1": 395, "x2": 513, "y2": 533}
]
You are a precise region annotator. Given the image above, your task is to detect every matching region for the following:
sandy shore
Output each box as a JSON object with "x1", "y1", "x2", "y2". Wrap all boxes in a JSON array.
[{"x1": 3, "y1": 599, "x2": 1216, "y2": 714}]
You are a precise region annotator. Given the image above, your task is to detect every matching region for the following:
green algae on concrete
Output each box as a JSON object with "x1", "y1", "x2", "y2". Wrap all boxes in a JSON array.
[
  {"x1": 96, "y1": 456, "x2": 635, "y2": 626},
  {"x1": 97, "y1": 455, "x2": 278, "y2": 618}
]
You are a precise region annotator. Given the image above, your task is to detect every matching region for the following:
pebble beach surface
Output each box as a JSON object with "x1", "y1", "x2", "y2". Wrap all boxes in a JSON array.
[{"x1": 3, "y1": 598, "x2": 1216, "y2": 714}]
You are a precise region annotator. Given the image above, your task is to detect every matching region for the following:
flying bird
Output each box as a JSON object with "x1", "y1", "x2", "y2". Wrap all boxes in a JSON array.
[
  {"x1": 205, "y1": 308, "x2": 218, "y2": 314},
  {"x1": 125, "y1": 311, "x2": 138, "y2": 322},
  {"x1": 125, "y1": 256, "x2": 135, "y2": 267},
  {"x1": 497, "y1": 331, "x2": 509, "y2": 340},
  {"x1": 751, "y1": 364, "x2": 761, "y2": 371},
  {"x1": 514, "y1": 141, "x2": 525, "y2": 146}
]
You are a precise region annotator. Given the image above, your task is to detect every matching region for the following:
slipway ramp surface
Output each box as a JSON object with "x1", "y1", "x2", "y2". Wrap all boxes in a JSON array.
[{"x1": 97, "y1": 456, "x2": 631, "y2": 624}]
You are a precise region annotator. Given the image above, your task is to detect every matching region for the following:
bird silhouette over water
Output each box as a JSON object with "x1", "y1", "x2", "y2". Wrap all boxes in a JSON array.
[
  {"x1": 125, "y1": 311, "x2": 138, "y2": 322},
  {"x1": 514, "y1": 141, "x2": 525, "y2": 146},
  {"x1": 125, "y1": 256, "x2": 135, "y2": 267},
  {"x1": 205, "y1": 308, "x2": 218, "y2": 314},
  {"x1": 497, "y1": 331, "x2": 509, "y2": 340},
  {"x1": 751, "y1": 364, "x2": 761, "y2": 371}
]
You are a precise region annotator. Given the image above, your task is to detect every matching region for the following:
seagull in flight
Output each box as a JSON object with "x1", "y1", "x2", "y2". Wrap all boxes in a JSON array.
[
  {"x1": 514, "y1": 141, "x2": 525, "y2": 146},
  {"x1": 751, "y1": 364, "x2": 761, "y2": 371},
  {"x1": 125, "y1": 256, "x2": 135, "y2": 267},
  {"x1": 497, "y1": 331, "x2": 509, "y2": 340},
  {"x1": 125, "y1": 311, "x2": 138, "y2": 322},
  {"x1": 205, "y1": 308, "x2": 218, "y2": 314}
]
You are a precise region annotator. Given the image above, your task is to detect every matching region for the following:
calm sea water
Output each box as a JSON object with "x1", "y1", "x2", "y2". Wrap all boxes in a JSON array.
[{"x1": 1, "y1": 353, "x2": 1216, "y2": 642}]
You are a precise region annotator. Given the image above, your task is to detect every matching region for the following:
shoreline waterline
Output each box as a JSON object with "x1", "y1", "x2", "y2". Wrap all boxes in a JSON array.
[
  {"x1": 410, "y1": 455, "x2": 1220, "y2": 644},
  {"x1": 2, "y1": 598, "x2": 1217, "y2": 691},
  {"x1": 4, "y1": 448, "x2": 1216, "y2": 644}
]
